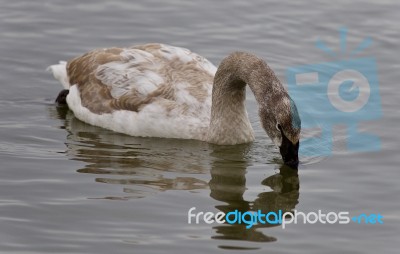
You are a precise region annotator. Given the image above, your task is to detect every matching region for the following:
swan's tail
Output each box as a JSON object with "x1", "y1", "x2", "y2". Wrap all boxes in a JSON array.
[{"x1": 47, "y1": 61, "x2": 70, "y2": 90}]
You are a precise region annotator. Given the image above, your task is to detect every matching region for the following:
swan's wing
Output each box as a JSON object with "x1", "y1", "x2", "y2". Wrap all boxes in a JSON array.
[{"x1": 67, "y1": 43, "x2": 217, "y2": 115}]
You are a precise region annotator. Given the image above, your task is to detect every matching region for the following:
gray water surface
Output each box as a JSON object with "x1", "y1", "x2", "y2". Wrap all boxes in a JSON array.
[{"x1": 0, "y1": 1, "x2": 399, "y2": 253}]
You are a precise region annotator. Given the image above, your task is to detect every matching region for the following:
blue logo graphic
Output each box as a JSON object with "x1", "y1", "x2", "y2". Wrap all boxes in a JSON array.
[{"x1": 286, "y1": 27, "x2": 382, "y2": 156}]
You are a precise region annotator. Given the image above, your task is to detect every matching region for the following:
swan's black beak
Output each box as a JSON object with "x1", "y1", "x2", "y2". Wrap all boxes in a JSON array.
[
  {"x1": 278, "y1": 126, "x2": 299, "y2": 169},
  {"x1": 280, "y1": 142, "x2": 299, "y2": 169}
]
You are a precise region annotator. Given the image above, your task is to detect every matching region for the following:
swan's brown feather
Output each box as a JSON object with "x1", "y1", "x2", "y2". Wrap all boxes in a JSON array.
[{"x1": 66, "y1": 44, "x2": 214, "y2": 114}]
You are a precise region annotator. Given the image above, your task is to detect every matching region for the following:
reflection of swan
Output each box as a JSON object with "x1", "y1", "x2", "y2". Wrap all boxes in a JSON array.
[
  {"x1": 49, "y1": 106, "x2": 211, "y2": 199},
  {"x1": 209, "y1": 145, "x2": 299, "y2": 244},
  {"x1": 49, "y1": 106, "x2": 300, "y2": 244},
  {"x1": 48, "y1": 43, "x2": 301, "y2": 166}
]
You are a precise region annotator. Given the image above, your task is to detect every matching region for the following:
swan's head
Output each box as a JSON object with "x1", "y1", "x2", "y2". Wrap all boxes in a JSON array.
[{"x1": 259, "y1": 96, "x2": 301, "y2": 169}]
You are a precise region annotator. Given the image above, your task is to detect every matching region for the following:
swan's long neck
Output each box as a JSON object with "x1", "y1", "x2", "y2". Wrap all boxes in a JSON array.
[{"x1": 207, "y1": 52, "x2": 287, "y2": 145}]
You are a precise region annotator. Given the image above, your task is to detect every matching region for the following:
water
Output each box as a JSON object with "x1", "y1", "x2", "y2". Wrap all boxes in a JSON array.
[{"x1": 1, "y1": 0, "x2": 399, "y2": 253}]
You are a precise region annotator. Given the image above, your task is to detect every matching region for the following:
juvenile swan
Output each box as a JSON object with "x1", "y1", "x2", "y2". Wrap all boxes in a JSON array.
[{"x1": 48, "y1": 43, "x2": 301, "y2": 167}]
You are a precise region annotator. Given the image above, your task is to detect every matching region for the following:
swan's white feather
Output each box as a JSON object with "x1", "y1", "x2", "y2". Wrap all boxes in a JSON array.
[
  {"x1": 66, "y1": 85, "x2": 211, "y2": 140},
  {"x1": 47, "y1": 61, "x2": 69, "y2": 89},
  {"x1": 96, "y1": 49, "x2": 163, "y2": 99},
  {"x1": 50, "y1": 43, "x2": 217, "y2": 141}
]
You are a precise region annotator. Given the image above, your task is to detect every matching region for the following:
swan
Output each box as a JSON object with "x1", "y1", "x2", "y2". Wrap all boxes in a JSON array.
[{"x1": 48, "y1": 43, "x2": 301, "y2": 167}]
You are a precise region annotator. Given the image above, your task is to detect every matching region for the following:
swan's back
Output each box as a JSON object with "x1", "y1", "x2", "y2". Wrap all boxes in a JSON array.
[{"x1": 52, "y1": 43, "x2": 217, "y2": 140}]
